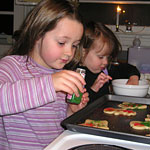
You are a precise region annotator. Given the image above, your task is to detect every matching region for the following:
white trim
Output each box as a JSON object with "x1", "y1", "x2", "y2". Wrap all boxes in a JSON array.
[
  {"x1": 0, "y1": 11, "x2": 14, "y2": 15},
  {"x1": 15, "y1": 0, "x2": 40, "y2": 5}
]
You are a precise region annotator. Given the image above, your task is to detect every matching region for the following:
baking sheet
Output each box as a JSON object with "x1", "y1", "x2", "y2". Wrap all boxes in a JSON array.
[{"x1": 61, "y1": 94, "x2": 150, "y2": 145}]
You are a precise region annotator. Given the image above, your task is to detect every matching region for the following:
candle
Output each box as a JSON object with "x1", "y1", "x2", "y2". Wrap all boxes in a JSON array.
[{"x1": 116, "y1": 6, "x2": 121, "y2": 32}]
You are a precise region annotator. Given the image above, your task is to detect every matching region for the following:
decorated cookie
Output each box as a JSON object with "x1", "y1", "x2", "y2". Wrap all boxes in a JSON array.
[
  {"x1": 130, "y1": 121, "x2": 150, "y2": 130},
  {"x1": 118, "y1": 102, "x2": 147, "y2": 110},
  {"x1": 104, "y1": 107, "x2": 136, "y2": 116},
  {"x1": 145, "y1": 114, "x2": 150, "y2": 122},
  {"x1": 79, "y1": 119, "x2": 109, "y2": 130}
]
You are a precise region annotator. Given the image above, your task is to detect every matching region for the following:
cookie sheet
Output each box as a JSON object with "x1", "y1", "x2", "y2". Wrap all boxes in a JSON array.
[{"x1": 61, "y1": 94, "x2": 150, "y2": 145}]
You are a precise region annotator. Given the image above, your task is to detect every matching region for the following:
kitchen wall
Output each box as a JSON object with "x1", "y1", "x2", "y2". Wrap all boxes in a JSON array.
[
  {"x1": 109, "y1": 25, "x2": 150, "y2": 50},
  {"x1": 108, "y1": 25, "x2": 150, "y2": 62}
]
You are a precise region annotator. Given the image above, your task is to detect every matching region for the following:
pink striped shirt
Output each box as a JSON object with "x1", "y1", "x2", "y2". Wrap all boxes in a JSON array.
[{"x1": 0, "y1": 55, "x2": 67, "y2": 150}]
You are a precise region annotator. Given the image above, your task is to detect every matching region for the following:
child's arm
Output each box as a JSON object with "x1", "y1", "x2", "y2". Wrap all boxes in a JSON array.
[
  {"x1": 91, "y1": 72, "x2": 112, "y2": 92},
  {"x1": 126, "y1": 75, "x2": 139, "y2": 85},
  {"x1": 52, "y1": 70, "x2": 89, "y2": 116},
  {"x1": 109, "y1": 63, "x2": 140, "y2": 81}
]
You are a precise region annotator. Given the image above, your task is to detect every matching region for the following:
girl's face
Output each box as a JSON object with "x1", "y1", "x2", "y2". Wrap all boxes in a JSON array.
[
  {"x1": 83, "y1": 36, "x2": 112, "y2": 73},
  {"x1": 31, "y1": 17, "x2": 83, "y2": 69}
]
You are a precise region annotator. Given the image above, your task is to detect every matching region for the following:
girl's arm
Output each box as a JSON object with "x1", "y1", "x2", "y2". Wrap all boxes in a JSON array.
[
  {"x1": 0, "y1": 74, "x2": 57, "y2": 116},
  {"x1": 109, "y1": 63, "x2": 140, "y2": 80},
  {"x1": 0, "y1": 57, "x2": 86, "y2": 116}
]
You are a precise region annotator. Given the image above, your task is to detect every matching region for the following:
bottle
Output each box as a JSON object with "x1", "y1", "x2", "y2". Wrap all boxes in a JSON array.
[
  {"x1": 126, "y1": 22, "x2": 132, "y2": 32},
  {"x1": 133, "y1": 35, "x2": 141, "y2": 47},
  {"x1": 66, "y1": 68, "x2": 86, "y2": 104}
]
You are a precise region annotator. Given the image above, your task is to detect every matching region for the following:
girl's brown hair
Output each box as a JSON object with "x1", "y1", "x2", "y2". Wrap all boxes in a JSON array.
[
  {"x1": 8, "y1": 0, "x2": 84, "y2": 66},
  {"x1": 83, "y1": 21, "x2": 122, "y2": 60}
]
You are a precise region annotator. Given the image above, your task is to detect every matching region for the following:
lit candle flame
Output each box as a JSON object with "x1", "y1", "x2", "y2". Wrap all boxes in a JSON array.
[{"x1": 117, "y1": 6, "x2": 121, "y2": 12}]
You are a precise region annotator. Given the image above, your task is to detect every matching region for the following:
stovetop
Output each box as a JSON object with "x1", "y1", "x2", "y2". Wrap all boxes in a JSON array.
[{"x1": 44, "y1": 130, "x2": 150, "y2": 150}]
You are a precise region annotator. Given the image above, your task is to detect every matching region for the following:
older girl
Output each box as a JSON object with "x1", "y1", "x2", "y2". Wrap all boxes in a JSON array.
[{"x1": 0, "y1": 0, "x2": 89, "y2": 149}]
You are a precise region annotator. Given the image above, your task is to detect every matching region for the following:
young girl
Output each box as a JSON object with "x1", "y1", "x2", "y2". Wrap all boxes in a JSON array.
[
  {"x1": 66, "y1": 21, "x2": 140, "y2": 104},
  {"x1": 0, "y1": 0, "x2": 89, "y2": 149}
]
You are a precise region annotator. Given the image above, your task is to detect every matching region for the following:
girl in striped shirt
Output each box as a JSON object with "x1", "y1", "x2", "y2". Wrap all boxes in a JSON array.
[{"x1": 0, "y1": 0, "x2": 89, "y2": 149}]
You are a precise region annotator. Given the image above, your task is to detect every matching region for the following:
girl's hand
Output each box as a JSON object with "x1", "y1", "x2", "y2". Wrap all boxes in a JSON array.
[
  {"x1": 51, "y1": 70, "x2": 86, "y2": 97},
  {"x1": 91, "y1": 72, "x2": 112, "y2": 92},
  {"x1": 68, "y1": 89, "x2": 89, "y2": 116},
  {"x1": 126, "y1": 75, "x2": 139, "y2": 85}
]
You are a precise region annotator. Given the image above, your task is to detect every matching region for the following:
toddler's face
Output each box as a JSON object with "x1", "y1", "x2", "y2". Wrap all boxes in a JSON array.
[
  {"x1": 83, "y1": 37, "x2": 112, "y2": 73},
  {"x1": 31, "y1": 17, "x2": 83, "y2": 69}
]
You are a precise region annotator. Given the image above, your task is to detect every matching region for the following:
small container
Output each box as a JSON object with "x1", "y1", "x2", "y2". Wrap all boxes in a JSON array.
[
  {"x1": 133, "y1": 35, "x2": 141, "y2": 47},
  {"x1": 66, "y1": 68, "x2": 86, "y2": 104}
]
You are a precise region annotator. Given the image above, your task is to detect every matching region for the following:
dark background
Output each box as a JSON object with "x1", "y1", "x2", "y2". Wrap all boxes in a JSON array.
[
  {"x1": 79, "y1": 3, "x2": 150, "y2": 26},
  {"x1": 0, "y1": 0, "x2": 14, "y2": 35}
]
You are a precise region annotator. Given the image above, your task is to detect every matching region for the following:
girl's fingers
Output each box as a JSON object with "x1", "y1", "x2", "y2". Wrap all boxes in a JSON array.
[
  {"x1": 52, "y1": 70, "x2": 85, "y2": 96},
  {"x1": 66, "y1": 70, "x2": 86, "y2": 85},
  {"x1": 63, "y1": 70, "x2": 85, "y2": 95},
  {"x1": 98, "y1": 73, "x2": 112, "y2": 81}
]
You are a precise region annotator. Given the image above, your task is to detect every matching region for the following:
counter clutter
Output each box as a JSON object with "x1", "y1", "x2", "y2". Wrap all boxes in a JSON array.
[{"x1": 141, "y1": 73, "x2": 150, "y2": 94}]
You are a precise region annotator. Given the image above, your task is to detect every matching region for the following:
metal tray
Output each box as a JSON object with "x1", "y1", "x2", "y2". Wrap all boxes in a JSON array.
[{"x1": 61, "y1": 94, "x2": 150, "y2": 145}]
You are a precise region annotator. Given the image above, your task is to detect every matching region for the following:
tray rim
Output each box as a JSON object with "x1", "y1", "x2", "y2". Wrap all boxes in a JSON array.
[{"x1": 61, "y1": 94, "x2": 150, "y2": 145}]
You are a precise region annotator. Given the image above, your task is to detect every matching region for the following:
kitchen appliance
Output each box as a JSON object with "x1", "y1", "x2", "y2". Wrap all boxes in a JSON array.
[
  {"x1": 44, "y1": 95, "x2": 150, "y2": 150},
  {"x1": 44, "y1": 130, "x2": 150, "y2": 150}
]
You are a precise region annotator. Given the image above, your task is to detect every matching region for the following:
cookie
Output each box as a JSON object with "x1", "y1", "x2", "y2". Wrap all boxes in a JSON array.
[
  {"x1": 104, "y1": 107, "x2": 136, "y2": 116},
  {"x1": 118, "y1": 102, "x2": 147, "y2": 110},
  {"x1": 130, "y1": 121, "x2": 150, "y2": 130},
  {"x1": 79, "y1": 119, "x2": 109, "y2": 130}
]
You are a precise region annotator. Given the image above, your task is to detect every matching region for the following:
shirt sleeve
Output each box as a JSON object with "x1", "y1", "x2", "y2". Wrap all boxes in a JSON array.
[
  {"x1": 0, "y1": 59, "x2": 57, "y2": 116},
  {"x1": 108, "y1": 63, "x2": 140, "y2": 80}
]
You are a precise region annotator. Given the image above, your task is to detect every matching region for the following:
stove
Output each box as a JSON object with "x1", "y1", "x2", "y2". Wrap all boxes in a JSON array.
[{"x1": 44, "y1": 130, "x2": 150, "y2": 150}]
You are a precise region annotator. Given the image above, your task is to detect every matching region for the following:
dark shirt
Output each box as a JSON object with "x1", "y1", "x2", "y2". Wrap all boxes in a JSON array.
[{"x1": 77, "y1": 63, "x2": 140, "y2": 105}]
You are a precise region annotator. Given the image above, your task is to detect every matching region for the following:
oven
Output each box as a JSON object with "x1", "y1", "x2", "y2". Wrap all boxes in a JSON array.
[{"x1": 44, "y1": 130, "x2": 150, "y2": 150}]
